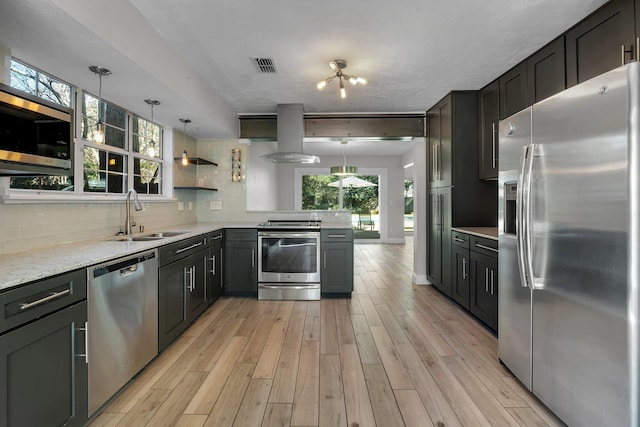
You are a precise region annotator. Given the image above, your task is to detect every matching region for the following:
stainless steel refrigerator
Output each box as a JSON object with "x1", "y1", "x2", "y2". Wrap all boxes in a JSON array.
[{"x1": 498, "y1": 63, "x2": 640, "y2": 426}]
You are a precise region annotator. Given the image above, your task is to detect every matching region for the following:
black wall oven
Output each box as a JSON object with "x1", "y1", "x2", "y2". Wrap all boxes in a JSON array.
[{"x1": 257, "y1": 229, "x2": 320, "y2": 300}]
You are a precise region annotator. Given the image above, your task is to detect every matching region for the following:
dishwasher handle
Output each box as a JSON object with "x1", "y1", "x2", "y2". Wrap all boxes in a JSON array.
[{"x1": 92, "y1": 251, "x2": 157, "y2": 279}]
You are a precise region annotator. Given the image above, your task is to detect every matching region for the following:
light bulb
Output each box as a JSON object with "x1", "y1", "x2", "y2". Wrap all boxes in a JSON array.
[
  {"x1": 148, "y1": 142, "x2": 156, "y2": 158},
  {"x1": 340, "y1": 81, "x2": 346, "y2": 99},
  {"x1": 95, "y1": 122, "x2": 105, "y2": 144},
  {"x1": 349, "y1": 76, "x2": 358, "y2": 85},
  {"x1": 181, "y1": 150, "x2": 189, "y2": 166},
  {"x1": 356, "y1": 77, "x2": 367, "y2": 85},
  {"x1": 317, "y1": 80, "x2": 327, "y2": 90}
]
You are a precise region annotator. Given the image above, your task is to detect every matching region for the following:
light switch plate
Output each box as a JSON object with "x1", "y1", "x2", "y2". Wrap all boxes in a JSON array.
[
  {"x1": 178, "y1": 202, "x2": 184, "y2": 211},
  {"x1": 188, "y1": 201, "x2": 193, "y2": 211},
  {"x1": 210, "y1": 200, "x2": 223, "y2": 210}
]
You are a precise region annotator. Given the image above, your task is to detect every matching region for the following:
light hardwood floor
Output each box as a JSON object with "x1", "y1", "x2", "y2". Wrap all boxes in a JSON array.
[{"x1": 88, "y1": 238, "x2": 565, "y2": 427}]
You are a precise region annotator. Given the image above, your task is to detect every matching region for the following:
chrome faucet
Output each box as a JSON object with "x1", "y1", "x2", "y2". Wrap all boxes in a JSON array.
[{"x1": 125, "y1": 188, "x2": 143, "y2": 235}]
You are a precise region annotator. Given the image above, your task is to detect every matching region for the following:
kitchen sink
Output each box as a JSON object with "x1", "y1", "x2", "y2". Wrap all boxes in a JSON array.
[
  {"x1": 144, "y1": 231, "x2": 191, "y2": 237},
  {"x1": 112, "y1": 230, "x2": 191, "y2": 242}
]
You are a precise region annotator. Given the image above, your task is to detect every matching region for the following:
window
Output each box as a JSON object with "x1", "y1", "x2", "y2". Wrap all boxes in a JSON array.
[{"x1": 7, "y1": 59, "x2": 164, "y2": 196}]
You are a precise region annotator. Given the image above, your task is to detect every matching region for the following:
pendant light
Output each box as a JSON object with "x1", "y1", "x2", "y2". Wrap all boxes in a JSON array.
[
  {"x1": 179, "y1": 118, "x2": 191, "y2": 166},
  {"x1": 89, "y1": 66, "x2": 111, "y2": 144},
  {"x1": 331, "y1": 140, "x2": 358, "y2": 176},
  {"x1": 144, "y1": 99, "x2": 160, "y2": 157},
  {"x1": 317, "y1": 59, "x2": 367, "y2": 99}
]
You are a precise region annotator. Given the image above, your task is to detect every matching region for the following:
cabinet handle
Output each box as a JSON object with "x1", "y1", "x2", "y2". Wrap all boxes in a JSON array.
[
  {"x1": 475, "y1": 243, "x2": 498, "y2": 253},
  {"x1": 462, "y1": 257, "x2": 467, "y2": 279},
  {"x1": 323, "y1": 250, "x2": 327, "y2": 269},
  {"x1": 453, "y1": 237, "x2": 466, "y2": 244},
  {"x1": 490, "y1": 269, "x2": 495, "y2": 295},
  {"x1": 76, "y1": 321, "x2": 89, "y2": 364},
  {"x1": 212, "y1": 234, "x2": 223, "y2": 240},
  {"x1": 176, "y1": 241, "x2": 204, "y2": 254},
  {"x1": 623, "y1": 44, "x2": 627, "y2": 65},
  {"x1": 209, "y1": 255, "x2": 216, "y2": 275},
  {"x1": 186, "y1": 267, "x2": 193, "y2": 292},
  {"x1": 327, "y1": 234, "x2": 346, "y2": 238},
  {"x1": 19, "y1": 288, "x2": 71, "y2": 311},
  {"x1": 192, "y1": 266, "x2": 196, "y2": 290},
  {"x1": 491, "y1": 122, "x2": 497, "y2": 169},
  {"x1": 432, "y1": 145, "x2": 437, "y2": 181},
  {"x1": 485, "y1": 267, "x2": 489, "y2": 293},
  {"x1": 252, "y1": 249, "x2": 255, "y2": 268},
  {"x1": 637, "y1": 38, "x2": 639, "y2": 63}
]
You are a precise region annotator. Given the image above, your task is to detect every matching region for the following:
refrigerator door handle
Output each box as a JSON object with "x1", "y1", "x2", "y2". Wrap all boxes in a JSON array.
[{"x1": 516, "y1": 144, "x2": 535, "y2": 290}]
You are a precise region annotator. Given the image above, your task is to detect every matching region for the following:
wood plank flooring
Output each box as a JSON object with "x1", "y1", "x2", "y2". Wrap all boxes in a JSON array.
[{"x1": 88, "y1": 238, "x2": 565, "y2": 427}]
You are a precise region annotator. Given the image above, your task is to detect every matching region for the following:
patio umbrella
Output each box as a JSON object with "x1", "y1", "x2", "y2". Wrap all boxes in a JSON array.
[{"x1": 328, "y1": 176, "x2": 377, "y2": 188}]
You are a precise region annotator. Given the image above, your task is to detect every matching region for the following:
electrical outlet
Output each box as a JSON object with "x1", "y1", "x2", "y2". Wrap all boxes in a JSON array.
[
  {"x1": 178, "y1": 202, "x2": 184, "y2": 211},
  {"x1": 210, "y1": 200, "x2": 223, "y2": 210},
  {"x1": 188, "y1": 201, "x2": 193, "y2": 211}
]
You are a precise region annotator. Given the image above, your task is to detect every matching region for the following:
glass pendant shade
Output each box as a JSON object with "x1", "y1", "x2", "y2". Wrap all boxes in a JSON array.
[{"x1": 330, "y1": 165, "x2": 358, "y2": 176}]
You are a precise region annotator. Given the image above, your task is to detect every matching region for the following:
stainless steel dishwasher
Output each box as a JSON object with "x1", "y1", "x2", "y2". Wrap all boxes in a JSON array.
[{"x1": 87, "y1": 249, "x2": 158, "y2": 415}]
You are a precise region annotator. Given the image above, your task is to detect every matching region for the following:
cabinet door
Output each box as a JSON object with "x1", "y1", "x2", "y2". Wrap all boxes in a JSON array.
[
  {"x1": 427, "y1": 187, "x2": 452, "y2": 296},
  {"x1": 566, "y1": 0, "x2": 635, "y2": 87},
  {"x1": 451, "y1": 245, "x2": 470, "y2": 309},
  {"x1": 527, "y1": 37, "x2": 566, "y2": 104},
  {"x1": 224, "y1": 241, "x2": 257, "y2": 295},
  {"x1": 478, "y1": 80, "x2": 499, "y2": 179},
  {"x1": 427, "y1": 95, "x2": 452, "y2": 187},
  {"x1": 188, "y1": 250, "x2": 208, "y2": 322},
  {"x1": 0, "y1": 302, "x2": 88, "y2": 427},
  {"x1": 321, "y1": 242, "x2": 354, "y2": 294},
  {"x1": 499, "y1": 62, "x2": 528, "y2": 120},
  {"x1": 207, "y1": 242, "x2": 223, "y2": 305},
  {"x1": 469, "y1": 252, "x2": 498, "y2": 330},
  {"x1": 159, "y1": 260, "x2": 188, "y2": 351},
  {"x1": 427, "y1": 189, "x2": 442, "y2": 287}
]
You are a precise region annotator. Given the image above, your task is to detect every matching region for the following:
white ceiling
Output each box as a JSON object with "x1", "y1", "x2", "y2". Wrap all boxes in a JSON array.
[{"x1": 0, "y1": 0, "x2": 608, "y2": 156}]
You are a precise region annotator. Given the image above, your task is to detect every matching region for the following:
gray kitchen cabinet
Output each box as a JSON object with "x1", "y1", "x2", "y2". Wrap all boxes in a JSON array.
[
  {"x1": 499, "y1": 62, "x2": 528, "y2": 120},
  {"x1": 428, "y1": 187, "x2": 452, "y2": 296},
  {"x1": 451, "y1": 231, "x2": 471, "y2": 309},
  {"x1": 566, "y1": 0, "x2": 635, "y2": 87},
  {"x1": 0, "y1": 269, "x2": 88, "y2": 427},
  {"x1": 321, "y1": 229, "x2": 354, "y2": 296},
  {"x1": 478, "y1": 80, "x2": 499, "y2": 180},
  {"x1": 158, "y1": 234, "x2": 209, "y2": 351},
  {"x1": 224, "y1": 228, "x2": 257, "y2": 296},
  {"x1": 469, "y1": 235, "x2": 498, "y2": 331},
  {"x1": 527, "y1": 36, "x2": 566, "y2": 105},
  {"x1": 207, "y1": 229, "x2": 224, "y2": 305}
]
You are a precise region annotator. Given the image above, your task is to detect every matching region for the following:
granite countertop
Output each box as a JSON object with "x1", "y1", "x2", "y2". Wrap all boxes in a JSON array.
[
  {"x1": 451, "y1": 226, "x2": 498, "y2": 240},
  {"x1": 0, "y1": 220, "x2": 352, "y2": 292}
]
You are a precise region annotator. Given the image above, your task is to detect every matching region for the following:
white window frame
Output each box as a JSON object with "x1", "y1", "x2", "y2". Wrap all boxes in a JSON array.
[{"x1": 2, "y1": 60, "x2": 173, "y2": 203}]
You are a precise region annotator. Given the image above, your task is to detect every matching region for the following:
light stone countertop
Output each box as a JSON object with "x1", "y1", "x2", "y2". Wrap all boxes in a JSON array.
[
  {"x1": 451, "y1": 226, "x2": 498, "y2": 240},
  {"x1": 0, "y1": 221, "x2": 352, "y2": 292}
]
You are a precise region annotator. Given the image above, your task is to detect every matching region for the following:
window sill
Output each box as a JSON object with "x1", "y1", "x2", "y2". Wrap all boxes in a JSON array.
[{"x1": 1, "y1": 190, "x2": 177, "y2": 204}]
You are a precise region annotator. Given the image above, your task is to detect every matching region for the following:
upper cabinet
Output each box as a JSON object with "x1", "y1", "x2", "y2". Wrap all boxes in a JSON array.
[
  {"x1": 478, "y1": 81, "x2": 499, "y2": 180},
  {"x1": 527, "y1": 37, "x2": 566, "y2": 104},
  {"x1": 566, "y1": 0, "x2": 635, "y2": 87},
  {"x1": 499, "y1": 62, "x2": 528, "y2": 120}
]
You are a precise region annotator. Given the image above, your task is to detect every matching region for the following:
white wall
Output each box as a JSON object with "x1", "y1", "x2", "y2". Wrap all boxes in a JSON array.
[
  {"x1": 246, "y1": 141, "x2": 278, "y2": 211},
  {"x1": 410, "y1": 138, "x2": 429, "y2": 285}
]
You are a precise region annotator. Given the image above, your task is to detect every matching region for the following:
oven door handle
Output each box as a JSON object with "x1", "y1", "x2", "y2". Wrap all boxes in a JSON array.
[
  {"x1": 258, "y1": 232, "x2": 319, "y2": 238},
  {"x1": 278, "y1": 242, "x2": 316, "y2": 248},
  {"x1": 260, "y1": 284, "x2": 320, "y2": 290}
]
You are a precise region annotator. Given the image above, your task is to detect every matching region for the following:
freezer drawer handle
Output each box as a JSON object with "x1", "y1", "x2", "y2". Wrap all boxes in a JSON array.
[
  {"x1": 475, "y1": 243, "x2": 498, "y2": 253},
  {"x1": 19, "y1": 288, "x2": 71, "y2": 310}
]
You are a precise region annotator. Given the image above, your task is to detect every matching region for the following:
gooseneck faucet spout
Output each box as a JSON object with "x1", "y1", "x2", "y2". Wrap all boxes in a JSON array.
[{"x1": 125, "y1": 188, "x2": 143, "y2": 235}]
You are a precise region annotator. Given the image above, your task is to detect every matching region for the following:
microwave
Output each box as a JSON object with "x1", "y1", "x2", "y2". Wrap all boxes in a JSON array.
[{"x1": 0, "y1": 83, "x2": 73, "y2": 176}]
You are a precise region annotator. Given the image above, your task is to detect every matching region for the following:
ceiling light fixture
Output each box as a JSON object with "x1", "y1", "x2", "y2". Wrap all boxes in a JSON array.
[
  {"x1": 331, "y1": 140, "x2": 358, "y2": 176},
  {"x1": 317, "y1": 59, "x2": 367, "y2": 99},
  {"x1": 89, "y1": 66, "x2": 111, "y2": 144},
  {"x1": 179, "y1": 118, "x2": 191, "y2": 166},
  {"x1": 145, "y1": 99, "x2": 160, "y2": 157}
]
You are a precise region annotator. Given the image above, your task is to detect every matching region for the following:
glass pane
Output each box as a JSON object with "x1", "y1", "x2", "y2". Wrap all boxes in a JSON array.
[
  {"x1": 10, "y1": 175, "x2": 74, "y2": 191},
  {"x1": 107, "y1": 173, "x2": 124, "y2": 193},
  {"x1": 301, "y1": 175, "x2": 339, "y2": 210},
  {"x1": 134, "y1": 158, "x2": 161, "y2": 184},
  {"x1": 104, "y1": 125, "x2": 126, "y2": 149},
  {"x1": 37, "y1": 75, "x2": 71, "y2": 107},
  {"x1": 104, "y1": 103, "x2": 126, "y2": 128},
  {"x1": 108, "y1": 153, "x2": 125, "y2": 173},
  {"x1": 83, "y1": 146, "x2": 100, "y2": 172},
  {"x1": 10, "y1": 60, "x2": 71, "y2": 107},
  {"x1": 85, "y1": 171, "x2": 106, "y2": 193}
]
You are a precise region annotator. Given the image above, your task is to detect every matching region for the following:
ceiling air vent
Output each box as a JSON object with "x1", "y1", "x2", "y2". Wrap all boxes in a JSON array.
[{"x1": 252, "y1": 57, "x2": 277, "y2": 73}]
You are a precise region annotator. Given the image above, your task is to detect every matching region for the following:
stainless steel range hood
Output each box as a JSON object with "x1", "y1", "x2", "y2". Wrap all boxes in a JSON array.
[{"x1": 261, "y1": 104, "x2": 320, "y2": 164}]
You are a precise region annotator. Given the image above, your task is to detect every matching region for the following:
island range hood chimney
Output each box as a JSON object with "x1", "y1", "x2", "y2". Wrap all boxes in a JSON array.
[{"x1": 261, "y1": 104, "x2": 320, "y2": 163}]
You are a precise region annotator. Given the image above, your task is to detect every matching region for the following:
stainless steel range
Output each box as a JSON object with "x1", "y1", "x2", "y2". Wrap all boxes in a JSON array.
[{"x1": 257, "y1": 220, "x2": 321, "y2": 300}]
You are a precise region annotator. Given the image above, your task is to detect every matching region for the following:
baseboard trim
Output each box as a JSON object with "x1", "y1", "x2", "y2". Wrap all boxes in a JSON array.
[{"x1": 413, "y1": 273, "x2": 431, "y2": 286}]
